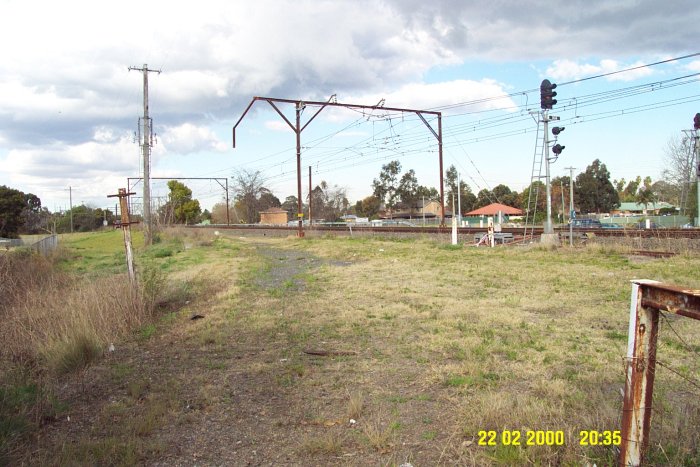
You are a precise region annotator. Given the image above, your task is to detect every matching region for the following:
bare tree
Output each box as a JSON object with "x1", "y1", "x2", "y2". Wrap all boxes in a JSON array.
[
  {"x1": 661, "y1": 134, "x2": 695, "y2": 214},
  {"x1": 231, "y1": 169, "x2": 274, "y2": 223},
  {"x1": 310, "y1": 181, "x2": 348, "y2": 221}
]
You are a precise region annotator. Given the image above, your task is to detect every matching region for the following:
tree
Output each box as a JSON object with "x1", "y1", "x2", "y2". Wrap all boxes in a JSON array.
[
  {"x1": 21, "y1": 192, "x2": 44, "y2": 234},
  {"x1": 445, "y1": 165, "x2": 476, "y2": 214},
  {"x1": 416, "y1": 185, "x2": 439, "y2": 201},
  {"x1": 372, "y1": 160, "x2": 402, "y2": 214},
  {"x1": 471, "y1": 184, "x2": 519, "y2": 211},
  {"x1": 310, "y1": 181, "x2": 348, "y2": 221},
  {"x1": 355, "y1": 195, "x2": 381, "y2": 219},
  {"x1": 310, "y1": 183, "x2": 326, "y2": 221},
  {"x1": 662, "y1": 134, "x2": 695, "y2": 214},
  {"x1": 492, "y1": 184, "x2": 521, "y2": 208},
  {"x1": 396, "y1": 169, "x2": 419, "y2": 208},
  {"x1": 636, "y1": 186, "x2": 657, "y2": 212},
  {"x1": 160, "y1": 180, "x2": 201, "y2": 224},
  {"x1": 211, "y1": 202, "x2": 237, "y2": 224},
  {"x1": 282, "y1": 195, "x2": 299, "y2": 213},
  {"x1": 322, "y1": 184, "x2": 349, "y2": 221},
  {"x1": 0, "y1": 185, "x2": 27, "y2": 238},
  {"x1": 551, "y1": 176, "x2": 573, "y2": 222},
  {"x1": 231, "y1": 169, "x2": 275, "y2": 223},
  {"x1": 651, "y1": 180, "x2": 679, "y2": 204},
  {"x1": 575, "y1": 159, "x2": 619, "y2": 213},
  {"x1": 474, "y1": 189, "x2": 495, "y2": 210},
  {"x1": 55, "y1": 204, "x2": 114, "y2": 232},
  {"x1": 521, "y1": 181, "x2": 547, "y2": 217},
  {"x1": 258, "y1": 192, "x2": 281, "y2": 211}
]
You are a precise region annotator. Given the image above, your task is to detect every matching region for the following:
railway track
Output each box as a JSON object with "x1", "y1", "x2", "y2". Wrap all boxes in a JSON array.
[{"x1": 190, "y1": 224, "x2": 700, "y2": 239}]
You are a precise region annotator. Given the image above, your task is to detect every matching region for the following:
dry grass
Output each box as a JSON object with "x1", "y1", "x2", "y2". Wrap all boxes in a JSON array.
[
  {"x1": 8, "y1": 233, "x2": 700, "y2": 466},
  {"x1": 299, "y1": 431, "x2": 344, "y2": 456},
  {"x1": 0, "y1": 252, "x2": 157, "y2": 373},
  {"x1": 0, "y1": 244, "x2": 165, "y2": 462},
  {"x1": 260, "y1": 236, "x2": 700, "y2": 465},
  {"x1": 347, "y1": 391, "x2": 365, "y2": 420}
]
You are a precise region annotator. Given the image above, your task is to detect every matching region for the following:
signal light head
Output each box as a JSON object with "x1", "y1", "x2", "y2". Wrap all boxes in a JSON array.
[
  {"x1": 552, "y1": 144, "x2": 565, "y2": 155},
  {"x1": 694, "y1": 113, "x2": 700, "y2": 130},
  {"x1": 552, "y1": 126, "x2": 565, "y2": 136},
  {"x1": 540, "y1": 79, "x2": 558, "y2": 110}
]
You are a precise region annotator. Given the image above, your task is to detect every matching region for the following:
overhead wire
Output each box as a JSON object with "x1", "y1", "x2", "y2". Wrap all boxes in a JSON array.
[{"x1": 195, "y1": 52, "x2": 700, "y2": 198}]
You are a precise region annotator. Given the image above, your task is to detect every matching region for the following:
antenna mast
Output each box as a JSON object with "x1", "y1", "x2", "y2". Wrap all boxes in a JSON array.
[{"x1": 129, "y1": 64, "x2": 161, "y2": 246}]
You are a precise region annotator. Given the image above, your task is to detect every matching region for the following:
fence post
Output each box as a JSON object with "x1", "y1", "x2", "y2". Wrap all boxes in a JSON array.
[
  {"x1": 619, "y1": 280, "x2": 700, "y2": 466},
  {"x1": 620, "y1": 280, "x2": 660, "y2": 466}
]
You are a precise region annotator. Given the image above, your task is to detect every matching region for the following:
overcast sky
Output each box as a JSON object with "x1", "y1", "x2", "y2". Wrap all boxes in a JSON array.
[{"x1": 1, "y1": 0, "x2": 699, "y2": 213}]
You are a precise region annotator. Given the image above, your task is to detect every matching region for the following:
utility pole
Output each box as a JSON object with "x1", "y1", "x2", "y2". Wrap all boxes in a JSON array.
[
  {"x1": 457, "y1": 171, "x2": 462, "y2": 226},
  {"x1": 565, "y1": 167, "x2": 576, "y2": 247},
  {"x1": 129, "y1": 64, "x2": 160, "y2": 246},
  {"x1": 694, "y1": 113, "x2": 700, "y2": 226},
  {"x1": 108, "y1": 188, "x2": 137, "y2": 286},
  {"x1": 308, "y1": 165, "x2": 312, "y2": 227},
  {"x1": 68, "y1": 186, "x2": 73, "y2": 233}
]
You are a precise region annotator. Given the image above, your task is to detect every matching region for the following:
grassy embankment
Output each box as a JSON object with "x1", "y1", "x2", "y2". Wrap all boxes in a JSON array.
[
  {"x1": 0, "y1": 228, "x2": 231, "y2": 463},
  {"x1": 3, "y1": 230, "x2": 700, "y2": 465}
]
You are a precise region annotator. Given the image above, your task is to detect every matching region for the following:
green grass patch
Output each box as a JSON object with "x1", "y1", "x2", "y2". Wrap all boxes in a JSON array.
[{"x1": 138, "y1": 324, "x2": 157, "y2": 340}]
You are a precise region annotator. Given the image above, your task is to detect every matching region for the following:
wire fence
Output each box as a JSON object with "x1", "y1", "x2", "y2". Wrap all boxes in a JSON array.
[{"x1": 30, "y1": 235, "x2": 59, "y2": 256}]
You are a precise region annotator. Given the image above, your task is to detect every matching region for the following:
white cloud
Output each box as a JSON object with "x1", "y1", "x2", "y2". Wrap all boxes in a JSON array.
[
  {"x1": 1, "y1": 0, "x2": 698, "y2": 209},
  {"x1": 686, "y1": 60, "x2": 700, "y2": 72},
  {"x1": 264, "y1": 120, "x2": 293, "y2": 132},
  {"x1": 344, "y1": 79, "x2": 518, "y2": 116},
  {"x1": 0, "y1": 134, "x2": 141, "y2": 207},
  {"x1": 546, "y1": 59, "x2": 654, "y2": 82},
  {"x1": 159, "y1": 123, "x2": 227, "y2": 154}
]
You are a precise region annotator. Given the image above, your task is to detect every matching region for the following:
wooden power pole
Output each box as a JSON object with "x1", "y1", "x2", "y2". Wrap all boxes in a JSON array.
[{"x1": 108, "y1": 188, "x2": 137, "y2": 286}]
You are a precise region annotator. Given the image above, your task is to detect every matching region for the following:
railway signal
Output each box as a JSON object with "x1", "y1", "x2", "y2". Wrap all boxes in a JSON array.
[{"x1": 540, "y1": 79, "x2": 558, "y2": 110}]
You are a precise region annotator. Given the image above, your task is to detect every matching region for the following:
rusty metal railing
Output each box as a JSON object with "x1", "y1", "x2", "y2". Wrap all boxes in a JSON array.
[{"x1": 620, "y1": 280, "x2": 700, "y2": 466}]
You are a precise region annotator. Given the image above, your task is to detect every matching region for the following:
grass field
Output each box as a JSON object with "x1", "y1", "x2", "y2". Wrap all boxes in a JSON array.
[{"x1": 3, "y1": 229, "x2": 700, "y2": 465}]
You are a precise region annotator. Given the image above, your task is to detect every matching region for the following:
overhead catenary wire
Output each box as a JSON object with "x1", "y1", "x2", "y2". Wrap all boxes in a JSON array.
[{"x1": 190, "y1": 52, "x2": 700, "y2": 200}]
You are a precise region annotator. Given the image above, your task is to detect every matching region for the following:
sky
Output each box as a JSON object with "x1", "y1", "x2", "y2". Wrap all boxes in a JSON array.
[{"x1": 1, "y1": 0, "x2": 700, "y2": 214}]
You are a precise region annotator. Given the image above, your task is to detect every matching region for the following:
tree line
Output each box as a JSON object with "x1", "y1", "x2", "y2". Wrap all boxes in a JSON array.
[{"x1": 2, "y1": 133, "x2": 695, "y2": 234}]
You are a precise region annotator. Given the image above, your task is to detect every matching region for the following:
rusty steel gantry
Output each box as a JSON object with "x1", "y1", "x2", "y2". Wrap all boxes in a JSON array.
[{"x1": 232, "y1": 96, "x2": 445, "y2": 237}]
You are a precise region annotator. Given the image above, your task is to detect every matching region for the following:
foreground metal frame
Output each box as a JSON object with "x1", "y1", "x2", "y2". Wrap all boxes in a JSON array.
[{"x1": 620, "y1": 280, "x2": 700, "y2": 466}]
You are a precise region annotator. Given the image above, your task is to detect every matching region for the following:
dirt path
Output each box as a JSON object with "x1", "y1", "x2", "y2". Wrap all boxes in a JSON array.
[{"x1": 29, "y1": 238, "x2": 457, "y2": 466}]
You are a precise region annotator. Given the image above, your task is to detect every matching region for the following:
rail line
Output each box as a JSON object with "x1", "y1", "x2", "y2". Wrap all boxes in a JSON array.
[{"x1": 189, "y1": 224, "x2": 700, "y2": 239}]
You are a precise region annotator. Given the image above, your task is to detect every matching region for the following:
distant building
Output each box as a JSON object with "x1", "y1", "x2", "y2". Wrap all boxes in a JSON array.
[
  {"x1": 381, "y1": 199, "x2": 443, "y2": 219},
  {"x1": 259, "y1": 207, "x2": 288, "y2": 225},
  {"x1": 612, "y1": 202, "x2": 677, "y2": 216},
  {"x1": 418, "y1": 200, "x2": 442, "y2": 217}
]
